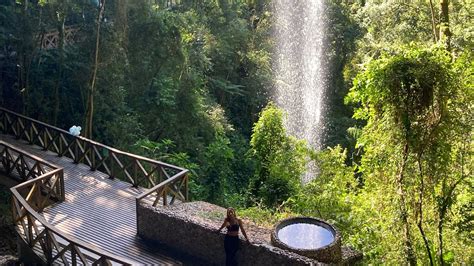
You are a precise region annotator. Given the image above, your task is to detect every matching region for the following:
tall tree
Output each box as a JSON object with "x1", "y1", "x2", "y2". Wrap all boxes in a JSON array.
[
  {"x1": 347, "y1": 47, "x2": 471, "y2": 264},
  {"x1": 439, "y1": 0, "x2": 451, "y2": 50},
  {"x1": 429, "y1": 0, "x2": 439, "y2": 42},
  {"x1": 52, "y1": 1, "x2": 67, "y2": 125},
  {"x1": 85, "y1": 0, "x2": 105, "y2": 138}
]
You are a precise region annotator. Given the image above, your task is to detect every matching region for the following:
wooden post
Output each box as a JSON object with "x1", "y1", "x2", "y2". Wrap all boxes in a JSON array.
[
  {"x1": 71, "y1": 244, "x2": 77, "y2": 265},
  {"x1": 74, "y1": 139, "x2": 79, "y2": 164},
  {"x1": 28, "y1": 121, "x2": 33, "y2": 144},
  {"x1": 27, "y1": 215, "x2": 34, "y2": 246},
  {"x1": 159, "y1": 167, "x2": 164, "y2": 184},
  {"x1": 91, "y1": 143, "x2": 96, "y2": 171},
  {"x1": 133, "y1": 161, "x2": 138, "y2": 187},
  {"x1": 59, "y1": 171, "x2": 65, "y2": 201},
  {"x1": 3, "y1": 147, "x2": 11, "y2": 174},
  {"x1": 163, "y1": 187, "x2": 167, "y2": 206},
  {"x1": 110, "y1": 151, "x2": 115, "y2": 179},
  {"x1": 58, "y1": 134, "x2": 63, "y2": 157},
  {"x1": 42, "y1": 128, "x2": 48, "y2": 151},
  {"x1": 45, "y1": 229, "x2": 53, "y2": 263}
]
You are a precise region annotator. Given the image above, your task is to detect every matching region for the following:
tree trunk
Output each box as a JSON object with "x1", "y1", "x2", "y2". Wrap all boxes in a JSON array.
[
  {"x1": 438, "y1": 203, "x2": 446, "y2": 266},
  {"x1": 439, "y1": 0, "x2": 451, "y2": 50},
  {"x1": 397, "y1": 143, "x2": 417, "y2": 266},
  {"x1": 54, "y1": 16, "x2": 66, "y2": 125},
  {"x1": 416, "y1": 157, "x2": 434, "y2": 265},
  {"x1": 20, "y1": 0, "x2": 29, "y2": 114},
  {"x1": 85, "y1": 0, "x2": 106, "y2": 139},
  {"x1": 115, "y1": 0, "x2": 128, "y2": 49},
  {"x1": 428, "y1": 0, "x2": 438, "y2": 42},
  {"x1": 438, "y1": 142, "x2": 468, "y2": 266}
]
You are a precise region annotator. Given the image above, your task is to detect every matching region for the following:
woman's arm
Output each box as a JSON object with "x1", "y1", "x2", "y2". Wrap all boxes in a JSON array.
[
  {"x1": 239, "y1": 219, "x2": 250, "y2": 243},
  {"x1": 216, "y1": 218, "x2": 228, "y2": 233}
]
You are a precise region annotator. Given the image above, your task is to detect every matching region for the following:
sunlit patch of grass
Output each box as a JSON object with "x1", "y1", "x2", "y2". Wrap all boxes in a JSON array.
[
  {"x1": 196, "y1": 210, "x2": 222, "y2": 221},
  {"x1": 238, "y1": 206, "x2": 296, "y2": 228}
]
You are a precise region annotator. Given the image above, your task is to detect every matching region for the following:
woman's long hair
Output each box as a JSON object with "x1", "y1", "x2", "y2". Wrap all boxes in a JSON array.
[{"x1": 226, "y1": 208, "x2": 236, "y2": 221}]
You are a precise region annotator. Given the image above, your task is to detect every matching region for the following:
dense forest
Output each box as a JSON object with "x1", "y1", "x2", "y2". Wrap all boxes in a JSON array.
[{"x1": 0, "y1": 0, "x2": 472, "y2": 264}]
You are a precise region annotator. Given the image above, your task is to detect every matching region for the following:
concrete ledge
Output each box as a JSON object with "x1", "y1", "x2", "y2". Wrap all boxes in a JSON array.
[{"x1": 137, "y1": 201, "x2": 321, "y2": 265}]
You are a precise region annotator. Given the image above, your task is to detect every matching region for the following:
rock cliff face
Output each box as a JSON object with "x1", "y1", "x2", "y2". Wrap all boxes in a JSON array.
[
  {"x1": 0, "y1": 255, "x2": 19, "y2": 265},
  {"x1": 137, "y1": 201, "x2": 321, "y2": 265},
  {"x1": 0, "y1": 184, "x2": 19, "y2": 265}
]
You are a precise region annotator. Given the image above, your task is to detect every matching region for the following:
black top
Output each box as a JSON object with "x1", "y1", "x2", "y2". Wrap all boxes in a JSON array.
[{"x1": 226, "y1": 223, "x2": 240, "y2": 232}]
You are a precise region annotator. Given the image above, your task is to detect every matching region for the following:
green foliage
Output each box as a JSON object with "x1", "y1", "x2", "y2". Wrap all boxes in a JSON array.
[
  {"x1": 346, "y1": 46, "x2": 473, "y2": 264},
  {"x1": 1, "y1": 1, "x2": 473, "y2": 264},
  {"x1": 135, "y1": 138, "x2": 203, "y2": 199},
  {"x1": 249, "y1": 103, "x2": 306, "y2": 207},
  {"x1": 237, "y1": 205, "x2": 293, "y2": 228},
  {"x1": 347, "y1": 46, "x2": 454, "y2": 150},
  {"x1": 289, "y1": 146, "x2": 356, "y2": 227},
  {"x1": 201, "y1": 134, "x2": 234, "y2": 204},
  {"x1": 322, "y1": 0, "x2": 361, "y2": 150},
  {"x1": 136, "y1": 138, "x2": 200, "y2": 177}
]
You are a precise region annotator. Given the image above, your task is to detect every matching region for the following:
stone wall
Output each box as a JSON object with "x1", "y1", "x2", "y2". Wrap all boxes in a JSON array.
[{"x1": 137, "y1": 201, "x2": 321, "y2": 266}]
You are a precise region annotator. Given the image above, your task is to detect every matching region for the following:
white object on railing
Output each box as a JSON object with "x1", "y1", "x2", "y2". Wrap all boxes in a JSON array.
[{"x1": 69, "y1": 125, "x2": 81, "y2": 136}]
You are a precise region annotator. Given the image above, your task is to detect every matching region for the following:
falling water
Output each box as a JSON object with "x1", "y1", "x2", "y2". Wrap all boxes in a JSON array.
[{"x1": 273, "y1": 0, "x2": 328, "y2": 181}]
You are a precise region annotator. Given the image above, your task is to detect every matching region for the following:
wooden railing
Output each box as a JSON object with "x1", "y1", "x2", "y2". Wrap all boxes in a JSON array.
[
  {"x1": 137, "y1": 169, "x2": 189, "y2": 207},
  {"x1": 0, "y1": 107, "x2": 187, "y2": 193},
  {"x1": 41, "y1": 26, "x2": 80, "y2": 50},
  {"x1": 1, "y1": 141, "x2": 135, "y2": 265},
  {"x1": 1, "y1": 141, "x2": 64, "y2": 210},
  {"x1": 11, "y1": 187, "x2": 136, "y2": 265}
]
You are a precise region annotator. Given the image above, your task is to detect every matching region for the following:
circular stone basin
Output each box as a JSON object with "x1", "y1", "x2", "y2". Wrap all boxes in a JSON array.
[{"x1": 271, "y1": 217, "x2": 342, "y2": 263}]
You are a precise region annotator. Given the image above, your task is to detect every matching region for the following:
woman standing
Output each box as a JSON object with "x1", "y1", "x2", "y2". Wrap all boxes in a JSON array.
[{"x1": 217, "y1": 208, "x2": 250, "y2": 266}]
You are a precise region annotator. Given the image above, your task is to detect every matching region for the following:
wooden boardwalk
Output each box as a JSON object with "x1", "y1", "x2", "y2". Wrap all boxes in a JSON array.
[{"x1": 0, "y1": 134, "x2": 185, "y2": 265}]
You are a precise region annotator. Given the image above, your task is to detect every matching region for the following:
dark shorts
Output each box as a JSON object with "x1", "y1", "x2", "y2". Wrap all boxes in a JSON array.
[{"x1": 224, "y1": 235, "x2": 239, "y2": 266}]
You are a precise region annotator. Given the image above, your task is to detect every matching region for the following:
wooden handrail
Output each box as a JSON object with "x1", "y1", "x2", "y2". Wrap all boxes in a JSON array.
[
  {"x1": 11, "y1": 181, "x2": 136, "y2": 265},
  {"x1": 0, "y1": 107, "x2": 186, "y2": 191},
  {"x1": 0, "y1": 107, "x2": 185, "y2": 170},
  {"x1": 1, "y1": 141, "x2": 135, "y2": 265},
  {"x1": 0, "y1": 106, "x2": 191, "y2": 264},
  {"x1": 136, "y1": 169, "x2": 189, "y2": 205},
  {"x1": 0, "y1": 141, "x2": 64, "y2": 201},
  {"x1": 0, "y1": 140, "x2": 60, "y2": 172},
  {"x1": 1, "y1": 106, "x2": 189, "y2": 207}
]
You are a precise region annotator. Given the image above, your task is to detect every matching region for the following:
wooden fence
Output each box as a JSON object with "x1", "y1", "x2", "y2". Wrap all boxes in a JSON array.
[
  {"x1": 0, "y1": 107, "x2": 188, "y2": 201},
  {"x1": 0, "y1": 107, "x2": 190, "y2": 262},
  {"x1": 41, "y1": 26, "x2": 80, "y2": 50},
  {"x1": 1, "y1": 141, "x2": 135, "y2": 265}
]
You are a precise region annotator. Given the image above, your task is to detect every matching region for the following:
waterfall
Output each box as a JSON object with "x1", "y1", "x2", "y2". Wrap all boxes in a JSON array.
[
  {"x1": 273, "y1": 0, "x2": 328, "y2": 182},
  {"x1": 273, "y1": 0, "x2": 328, "y2": 151}
]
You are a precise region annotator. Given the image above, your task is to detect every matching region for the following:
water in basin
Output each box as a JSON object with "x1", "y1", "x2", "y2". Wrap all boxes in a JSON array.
[{"x1": 277, "y1": 223, "x2": 334, "y2": 249}]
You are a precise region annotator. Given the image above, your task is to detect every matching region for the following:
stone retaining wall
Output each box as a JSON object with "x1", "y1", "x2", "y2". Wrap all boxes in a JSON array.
[{"x1": 137, "y1": 202, "x2": 321, "y2": 266}]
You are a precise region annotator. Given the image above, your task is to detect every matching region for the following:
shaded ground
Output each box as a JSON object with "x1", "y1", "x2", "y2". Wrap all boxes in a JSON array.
[{"x1": 0, "y1": 182, "x2": 19, "y2": 264}]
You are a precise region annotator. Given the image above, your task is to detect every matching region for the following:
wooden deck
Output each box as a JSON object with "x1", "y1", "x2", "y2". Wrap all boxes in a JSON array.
[{"x1": 0, "y1": 134, "x2": 185, "y2": 265}]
